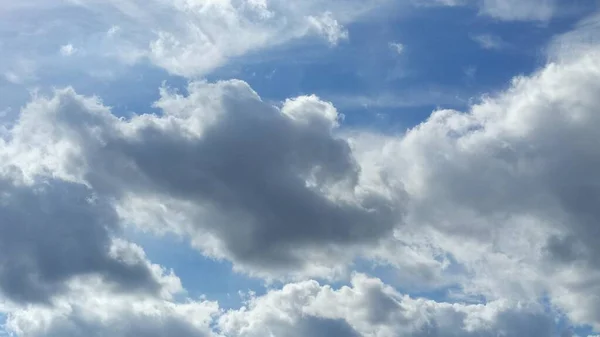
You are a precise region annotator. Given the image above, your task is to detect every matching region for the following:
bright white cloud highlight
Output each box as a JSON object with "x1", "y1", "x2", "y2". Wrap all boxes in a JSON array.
[
  {"x1": 59, "y1": 44, "x2": 77, "y2": 56},
  {"x1": 389, "y1": 42, "x2": 405, "y2": 55}
]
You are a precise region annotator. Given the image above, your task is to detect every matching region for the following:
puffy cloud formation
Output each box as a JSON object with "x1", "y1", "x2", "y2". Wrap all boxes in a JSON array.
[
  {"x1": 2, "y1": 9, "x2": 600, "y2": 336},
  {"x1": 350, "y1": 28, "x2": 600, "y2": 329},
  {"x1": 0, "y1": 80, "x2": 401, "y2": 279},
  {"x1": 218, "y1": 274, "x2": 554, "y2": 337},
  {"x1": 4, "y1": 274, "x2": 554, "y2": 337},
  {"x1": 3, "y1": 275, "x2": 217, "y2": 337}
]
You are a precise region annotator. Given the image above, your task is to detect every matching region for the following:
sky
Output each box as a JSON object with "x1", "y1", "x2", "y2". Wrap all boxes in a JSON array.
[{"x1": 1, "y1": 0, "x2": 600, "y2": 336}]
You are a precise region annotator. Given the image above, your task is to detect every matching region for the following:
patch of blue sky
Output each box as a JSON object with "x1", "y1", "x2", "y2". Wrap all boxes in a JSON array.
[{"x1": 124, "y1": 228, "x2": 266, "y2": 309}]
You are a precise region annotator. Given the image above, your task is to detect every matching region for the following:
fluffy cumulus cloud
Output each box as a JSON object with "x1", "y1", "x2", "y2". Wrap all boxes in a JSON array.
[
  {"x1": 218, "y1": 274, "x2": 554, "y2": 337},
  {"x1": 2, "y1": 41, "x2": 600, "y2": 334},
  {"x1": 3, "y1": 3, "x2": 600, "y2": 336},
  {"x1": 349, "y1": 24, "x2": 600, "y2": 330},
  {"x1": 4, "y1": 273, "x2": 555, "y2": 337},
  {"x1": 3, "y1": 275, "x2": 216, "y2": 337},
  {"x1": 0, "y1": 80, "x2": 402, "y2": 279}
]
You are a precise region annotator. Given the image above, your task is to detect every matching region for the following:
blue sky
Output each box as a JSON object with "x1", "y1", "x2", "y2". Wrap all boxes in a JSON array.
[{"x1": 1, "y1": 1, "x2": 600, "y2": 336}]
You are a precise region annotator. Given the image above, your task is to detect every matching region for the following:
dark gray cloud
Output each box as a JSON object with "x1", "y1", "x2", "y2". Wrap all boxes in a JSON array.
[
  {"x1": 277, "y1": 317, "x2": 361, "y2": 337},
  {"x1": 108, "y1": 90, "x2": 398, "y2": 267},
  {"x1": 0, "y1": 176, "x2": 160, "y2": 304},
  {"x1": 4, "y1": 81, "x2": 401, "y2": 275}
]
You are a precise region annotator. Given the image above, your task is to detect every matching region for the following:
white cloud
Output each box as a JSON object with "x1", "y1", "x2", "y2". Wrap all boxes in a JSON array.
[
  {"x1": 470, "y1": 34, "x2": 507, "y2": 50},
  {"x1": 4, "y1": 276, "x2": 215, "y2": 337},
  {"x1": 548, "y1": 11, "x2": 600, "y2": 63},
  {"x1": 308, "y1": 12, "x2": 349, "y2": 45},
  {"x1": 3, "y1": 31, "x2": 600, "y2": 331},
  {"x1": 59, "y1": 44, "x2": 77, "y2": 56},
  {"x1": 2, "y1": 9, "x2": 600, "y2": 334},
  {"x1": 389, "y1": 42, "x2": 405, "y2": 55},
  {"x1": 0, "y1": 0, "x2": 569, "y2": 90},
  {"x1": 348, "y1": 32, "x2": 600, "y2": 330},
  {"x1": 4, "y1": 273, "x2": 555, "y2": 337},
  {"x1": 0, "y1": 0, "x2": 386, "y2": 79}
]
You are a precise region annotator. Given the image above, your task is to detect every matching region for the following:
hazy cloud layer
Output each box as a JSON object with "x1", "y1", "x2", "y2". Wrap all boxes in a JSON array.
[{"x1": 0, "y1": 0, "x2": 384, "y2": 80}]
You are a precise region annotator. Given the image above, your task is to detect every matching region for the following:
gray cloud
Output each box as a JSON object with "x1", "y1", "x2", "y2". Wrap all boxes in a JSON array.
[
  {"x1": 2, "y1": 81, "x2": 402, "y2": 277},
  {"x1": 0, "y1": 176, "x2": 161, "y2": 304}
]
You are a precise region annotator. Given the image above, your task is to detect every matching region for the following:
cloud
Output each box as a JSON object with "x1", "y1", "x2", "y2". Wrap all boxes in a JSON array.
[
  {"x1": 0, "y1": 81, "x2": 403, "y2": 280},
  {"x1": 0, "y1": 175, "x2": 171, "y2": 304},
  {"x1": 4, "y1": 276, "x2": 215, "y2": 337},
  {"x1": 0, "y1": 0, "x2": 569, "y2": 91},
  {"x1": 348, "y1": 29, "x2": 600, "y2": 330},
  {"x1": 547, "y1": 11, "x2": 600, "y2": 62},
  {"x1": 470, "y1": 34, "x2": 507, "y2": 50},
  {"x1": 0, "y1": 0, "x2": 386, "y2": 79},
  {"x1": 389, "y1": 42, "x2": 405, "y2": 55},
  {"x1": 3, "y1": 13, "x2": 600, "y2": 334},
  {"x1": 59, "y1": 44, "x2": 77, "y2": 56},
  {"x1": 478, "y1": 0, "x2": 556, "y2": 21},
  {"x1": 308, "y1": 12, "x2": 349, "y2": 45},
  {"x1": 219, "y1": 274, "x2": 555, "y2": 337},
  {"x1": 4, "y1": 273, "x2": 555, "y2": 337},
  {"x1": 415, "y1": 0, "x2": 558, "y2": 21}
]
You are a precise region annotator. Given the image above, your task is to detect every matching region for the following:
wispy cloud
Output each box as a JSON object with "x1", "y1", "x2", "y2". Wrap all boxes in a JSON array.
[
  {"x1": 389, "y1": 42, "x2": 405, "y2": 55},
  {"x1": 470, "y1": 33, "x2": 508, "y2": 50}
]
